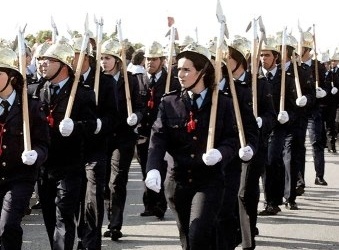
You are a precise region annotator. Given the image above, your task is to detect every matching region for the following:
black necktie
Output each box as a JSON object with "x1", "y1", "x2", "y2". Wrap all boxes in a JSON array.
[
  {"x1": 149, "y1": 74, "x2": 156, "y2": 88},
  {"x1": 113, "y1": 78, "x2": 119, "y2": 111},
  {"x1": 266, "y1": 71, "x2": 273, "y2": 80},
  {"x1": 192, "y1": 93, "x2": 201, "y2": 111},
  {"x1": 80, "y1": 75, "x2": 85, "y2": 84},
  {"x1": 0, "y1": 100, "x2": 10, "y2": 123},
  {"x1": 50, "y1": 84, "x2": 60, "y2": 102}
]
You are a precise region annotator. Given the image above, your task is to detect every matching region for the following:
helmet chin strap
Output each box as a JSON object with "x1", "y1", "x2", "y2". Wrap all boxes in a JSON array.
[
  {"x1": 185, "y1": 61, "x2": 210, "y2": 92},
  {"x1": 46, "y1": 64, "x2": 64, "y2": 82},
  {"x1": 0, "y1": 78, "x2": 11, "y2": 93}
]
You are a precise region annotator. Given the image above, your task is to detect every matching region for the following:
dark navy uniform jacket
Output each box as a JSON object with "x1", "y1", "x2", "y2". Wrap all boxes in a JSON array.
[
  {"x1": 0, "y1": 93, "x2": 49, "y2": 183},
  {"x1": 38, "y1": 76, "x2": 97, "y2": 179},
  {"x1": 146, "y1": 88, "x2": 239, "y2": 186}
]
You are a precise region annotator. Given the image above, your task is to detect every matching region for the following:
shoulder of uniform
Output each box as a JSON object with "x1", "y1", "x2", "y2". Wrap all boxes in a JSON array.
[{"x1": 162, "y1": 89, "x2": 180, "y2": 97}]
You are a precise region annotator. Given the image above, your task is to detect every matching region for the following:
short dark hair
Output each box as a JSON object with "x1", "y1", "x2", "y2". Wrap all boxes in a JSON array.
[{"x1": 131, "y1": 50, "x2": 145, "y2": 65}]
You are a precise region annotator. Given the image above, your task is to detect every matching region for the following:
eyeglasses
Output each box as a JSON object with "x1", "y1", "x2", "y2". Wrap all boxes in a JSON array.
[{"x1": 42, "y1": 58, "x2": 60, "y2": 65}]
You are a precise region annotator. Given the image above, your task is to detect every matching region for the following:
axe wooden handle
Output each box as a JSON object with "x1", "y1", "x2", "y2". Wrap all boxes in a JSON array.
[
  {"x1": 292, "y1": 50, "x2": 302, "y2": 98},
  {"x1": 65, "y1": 52, "x2": 85, "y2": 118},
  {"x1": 279, "y1": 44, "x2": 287, "y2": 112},
  {"x1": 121, "y1": 45, "x2": 133, "y2": 116},
  {"x1": 18, "y1": 30, "x2": 31, "y2": 151}
]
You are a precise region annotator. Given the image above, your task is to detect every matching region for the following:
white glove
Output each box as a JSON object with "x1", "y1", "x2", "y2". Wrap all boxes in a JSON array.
[
  {"x1": 296, "y1": 95, "x2": 307, "y2": 107},
  {"x1": 331, "y1": 87, "x2": 338, "y2": 95},
  {"x1": 127, "y1": 113, "x2": 138, "y2": 126},
  {"x1": 145, "y1": 169, "x2": 161, "y2": 193},
  {"x1": 202, "y1": 148, "x2": 222, "y2": 166},
  {"x1": 59, "y1": 118, "x2": 74, "y2": 137},
  {"x1": 94, "y1": 118, "x2": 102, "y2": 134},
  {"x1": 238, "y1": 146, "x2": 254, "y2": 162},
  {"x1": 316, "y1": 87, "x2": 327, "y2": 98},
  {"x1": 277, "y1": 111, "x2": 289, "y2": 124},
  {"x1": 256, "y1": 117, "x2": 262, "y2": 128},
  {"x1": 21, "y1": 150, "x2": 38, "y2": 165}
]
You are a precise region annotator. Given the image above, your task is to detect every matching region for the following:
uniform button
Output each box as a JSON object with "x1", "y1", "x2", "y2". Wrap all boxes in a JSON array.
[
  {"x1": 20, "y1": 132, "x2": 23, "y2": 135},
  {"x1": 188, "y1": 169, "x2": 192, "y2": 173},
  {"x1": 1, "y1": 177, "x2": 4, "y2": 180},
  {"x1": 2, "y1": 162, "x2": 6, "y2": 167},
  {"x1": 173, "y1": 125, "x2": 179, "y2": 128},
  {"x1": 2, "y1": 145, "x2": 6, "y2": 149},
  {"x1": 190, "y1": 154, "x2": 195, "y2": 158},
  {"x1": 188, "y1": 179, "x2": 192, "y2": 183},
  {"x1": 194, "y1": 119, "x2": 198, "y2": 123},
  {"x1": 3, "y1": 129, "x2": 6, "y2": 132},
  {"x1": 192, "y1": 136, "x2": 197, "y2": 140}
]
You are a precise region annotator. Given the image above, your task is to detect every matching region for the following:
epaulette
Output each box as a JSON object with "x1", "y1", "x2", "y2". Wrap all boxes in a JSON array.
[{"x1": 162, "y1": 89, "x2": 180, "y2": 97}]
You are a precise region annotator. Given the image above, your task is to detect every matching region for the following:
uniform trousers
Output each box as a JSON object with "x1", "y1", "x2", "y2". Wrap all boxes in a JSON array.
[
  {"x1": 81, "y1": 156, "x2": 106, "y2": 249},
  {"x1": 0, "y1": 181, "x2": 35, "y2": 250},
  {"x1": 171, "y1": 179, "x2": 224, "y2": 250},
  {"x1": 307, "y1": 109, "x2": 326, "y2": 178},
  {"x1": 105, "y1": 137, "x2": 136, "y2": 231},
  {"x1": 39, "y1": 171, "x2": 82, "y2": 250},
  {"x1": 265, "y1": 124, "x2": 288, "y2": 207},
  {"x1": 283, "y1": 116, "x2": 308, "y2": 203},
  {"x1": 213, "y1": 162, "x2": 241, "y2": 250}
]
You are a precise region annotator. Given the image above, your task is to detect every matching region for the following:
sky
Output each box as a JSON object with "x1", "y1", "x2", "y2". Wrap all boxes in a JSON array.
[{"x1": 1, "y1": 0, "x2": 338, "y2": 56}]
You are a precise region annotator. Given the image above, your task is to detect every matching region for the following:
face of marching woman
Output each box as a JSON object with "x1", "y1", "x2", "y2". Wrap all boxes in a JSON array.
[
  {"x1": 100, "y1": 54, "x2": 120, "y2": 75},
  {"x1": 177, "y1": 57, "x2": 204, "y2": 92},
  {"x1": 0, "y1": 70, "x2": 14, "y2": 98}
]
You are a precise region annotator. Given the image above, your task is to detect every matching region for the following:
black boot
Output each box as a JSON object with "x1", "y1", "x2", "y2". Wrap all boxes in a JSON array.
[{"x1": 328, "y1": 140, "x2": 337, "y2": 153}]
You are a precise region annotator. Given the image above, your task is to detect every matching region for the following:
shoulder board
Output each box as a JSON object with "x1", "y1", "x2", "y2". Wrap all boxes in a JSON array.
[{"x1": 162, "y1": 89, "x2": 180, "y2": 97}]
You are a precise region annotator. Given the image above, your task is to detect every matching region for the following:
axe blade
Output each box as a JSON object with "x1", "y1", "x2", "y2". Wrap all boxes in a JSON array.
[
  {"x1": 216, "y1": 0, "x2": 226, "y2": 24},
  {"x1": 245, "y1": 21, "x2": 252, "y2": 33},
  {"x1": 51, "y1": 16, "x2": 58, "y2": 35},
  {"x1": 258, "y1": 16, "x2": 267, "y2": 44}
]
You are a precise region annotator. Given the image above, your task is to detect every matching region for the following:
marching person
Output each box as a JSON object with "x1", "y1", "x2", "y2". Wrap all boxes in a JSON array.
[
  {"x1": 145, "y1": 43, "x2": 239, "y2": 250},
  {"x1": 0, "y1": 44, "x2": 49, "y2": 249},
  {"x1": 240, "y1": 37, "x2": 276, "y2": 248},
  {"x1": 36, "y1": 37, "x2": 98, "y2": 250},
  {"x1": 101, "y1": 38, "x2": 144, "y2": 241},
  {"x1": 29, "y1": 41, "x2": 51, "y2": 211},
  {"x1": 259, "y1": 32, "x2": 314, "y2": 215},
  {"x1": 70, "y1": 35, "x2": 117, "y2": 250},
  {"x1": 300, "y1": 31, "x2": 328, "y2": 187},
  {"x1": 327, "y1": 51, "x2": 339, "y2": 152},
  {"x1": 213, "y1": 36, "x2": 259, "y2": 250},
  {"x1": 136, "y1": 41, "x2": 181, "y2": 219}
]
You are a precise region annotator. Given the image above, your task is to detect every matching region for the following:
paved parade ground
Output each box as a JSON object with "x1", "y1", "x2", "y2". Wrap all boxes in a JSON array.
[{"x1": 22, "y1": 140, "x2": 339, "y2": 250}]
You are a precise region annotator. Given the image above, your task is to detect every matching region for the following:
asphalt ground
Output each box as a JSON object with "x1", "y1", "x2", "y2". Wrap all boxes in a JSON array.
[{"x1": 21, "y1": 139, "x2": 339, "y2": 250}]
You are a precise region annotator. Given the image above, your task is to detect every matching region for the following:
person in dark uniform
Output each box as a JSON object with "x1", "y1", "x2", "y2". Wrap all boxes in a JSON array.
[
  {"x1": 28, "y1": 41, "x2": 51, "y2": 211},
  {"x1": 327, "y1": 51, "x2": 339, "y2": 152},
  {"x1": 299, "y1": 32, "x2": 328, "y2": 187},
  {"x1": 0, "y1": 45, "x2": 49, "y2": 249},
  {"x1": 36, "y1": 37, "x2": 98, "y2": 250},
  {"x1": 239, "y1": 38, "x2": 276, "y2": 249},
  {"x1": 323, "y1": 52, "x2": 339, "y2": 153},
  {"x1": 213, "y1": 36, "x2": 259, "y2": 250},
  {"x1": 70, "y1": 36, "x2": 117, "y2": 250},
  {"x1": 100, "y1": 38, "x2": 144, "y2": 241},
  {"x1": 136, "y1": 41, "x2": 181, "y2": 219},
  {"x1": 145, "y1": 43, "x2": 239, "y2": 250},
  {"x1": 259, "y1": 32, "x2": 314, "y2": 215}
]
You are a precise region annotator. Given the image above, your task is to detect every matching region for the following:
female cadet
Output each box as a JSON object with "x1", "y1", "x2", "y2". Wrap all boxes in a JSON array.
[
  {"x1": 145, "y1": 43, "x2": 238, "y2": 250},
  {"x1": 0, "y1": 44, "x2": 49, "y2": 249}
]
